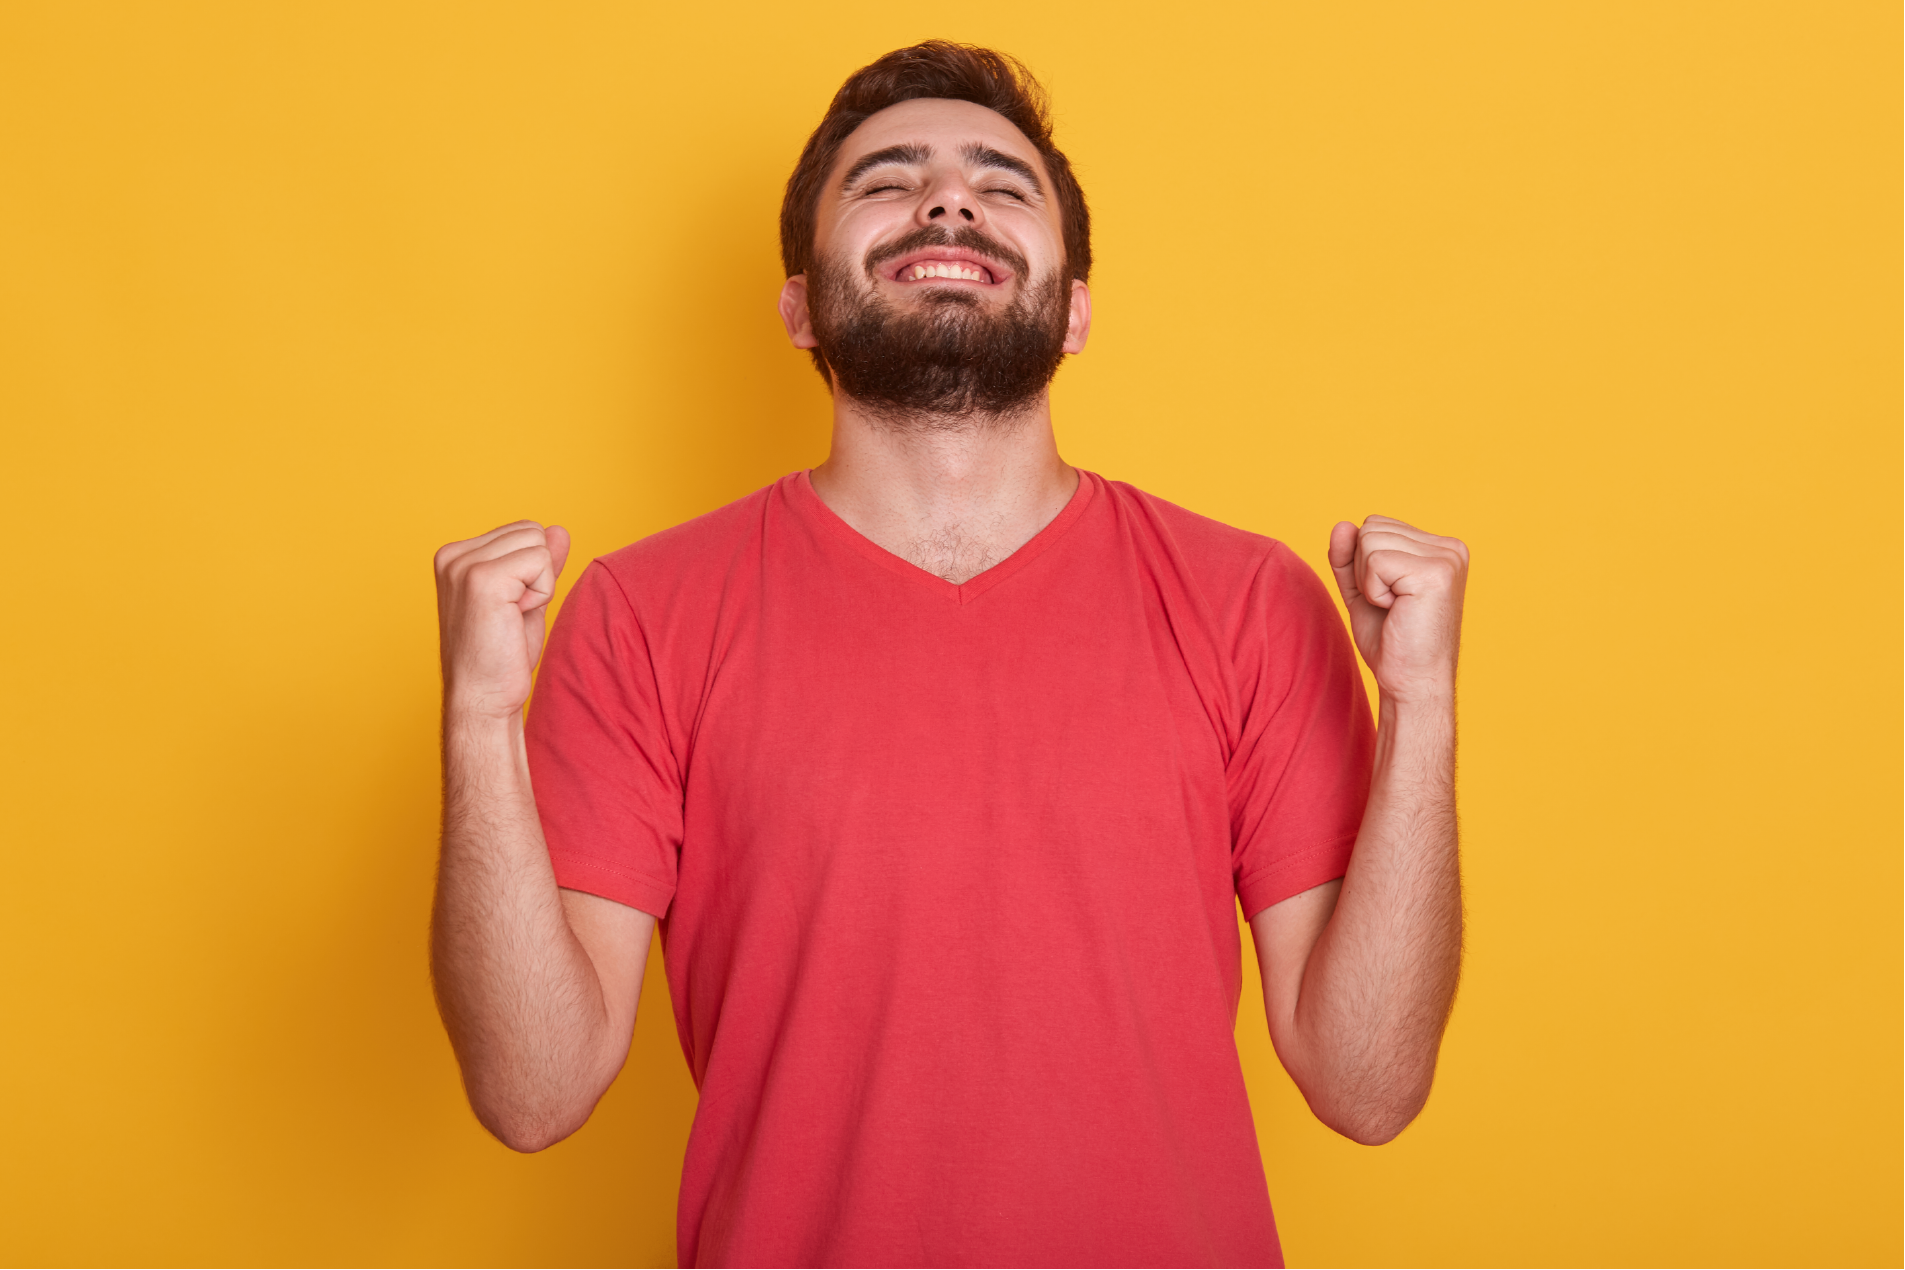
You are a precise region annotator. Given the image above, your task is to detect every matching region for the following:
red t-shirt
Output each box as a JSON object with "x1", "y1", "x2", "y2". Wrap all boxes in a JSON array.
[{"x1": 526, "y1": 470, "x2": 1374, "y2": 1268}]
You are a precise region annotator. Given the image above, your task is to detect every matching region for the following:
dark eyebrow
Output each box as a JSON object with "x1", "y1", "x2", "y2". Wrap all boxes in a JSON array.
[
  {"x1": 840, "y1": 143, "x2": 931, "y2": 188},
  {"x1": 962, "y1": 143, "x2": 1043, "y2": 194}
]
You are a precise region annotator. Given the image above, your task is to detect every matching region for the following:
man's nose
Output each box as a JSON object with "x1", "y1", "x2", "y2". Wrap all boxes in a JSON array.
[{"x1": 917, "y1": 173, "x2": 981, "y2": 229}]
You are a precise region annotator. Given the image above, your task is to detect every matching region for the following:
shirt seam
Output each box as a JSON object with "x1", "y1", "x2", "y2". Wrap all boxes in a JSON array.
[
  {"x1": 552, "y1": 850, "x2": 675, "y2": 894},
  {"x1": 1235, "y1": 832, "x2": 1358, "y2": 904}
]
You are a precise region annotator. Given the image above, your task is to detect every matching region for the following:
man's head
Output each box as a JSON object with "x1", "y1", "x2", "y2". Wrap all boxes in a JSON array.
[{"x1": 777, "y1": 42, "x2": 1093, "y2": 425}]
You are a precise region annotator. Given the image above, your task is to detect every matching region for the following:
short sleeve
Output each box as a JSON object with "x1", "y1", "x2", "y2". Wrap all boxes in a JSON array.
[
  {"x1": 1228, "y1": 543, "x2": 1376, "y2": 918},
  {"x1": 524, "y1": 561, "x2": 682, "y2": 917}
]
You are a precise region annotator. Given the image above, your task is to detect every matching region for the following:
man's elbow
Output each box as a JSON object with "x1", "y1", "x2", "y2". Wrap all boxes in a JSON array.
[
  {"x1": 1323, "y1": 1102, "x2": 1419, "y2": 1146},
  {"x1": 471, "y1": 1092, "x2": 593, "y2": 1154},
  {"x1": 1306, "y1": 1075, "x2": 1434, "y2": 1146}
]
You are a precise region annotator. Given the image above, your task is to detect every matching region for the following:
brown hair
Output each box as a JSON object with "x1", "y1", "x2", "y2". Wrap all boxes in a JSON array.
[{"x1": 779, "y1": 41, "x2": 1092, "y2": 285}]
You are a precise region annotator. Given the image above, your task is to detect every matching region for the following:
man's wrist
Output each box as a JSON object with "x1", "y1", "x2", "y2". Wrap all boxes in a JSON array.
[
  {"x1": 442, "y1": 702, "x2": 526, "y2": 747},
  {"x1": 441, "y1": 705, "x2": 533, "y2": 810},
  {"x1": 1373, "y1": 690, "x2": 1458, "y2": 800},
  {"x1": 1377, "y1": 688, "x2": 1457, "y2": 730}
]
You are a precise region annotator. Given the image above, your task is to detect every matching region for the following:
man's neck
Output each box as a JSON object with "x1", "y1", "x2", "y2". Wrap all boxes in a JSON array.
[{"x1": 809, "y1": 392, "x2": 1078, "y2": 585}]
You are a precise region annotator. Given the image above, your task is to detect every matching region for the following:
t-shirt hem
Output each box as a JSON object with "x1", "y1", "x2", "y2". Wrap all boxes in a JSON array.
[
  {"x1": 549, "y1": 851, "x2": 676, "y2": 919},
  {"x1": 1236, "y1": 835, "x2": 1358, "y2": 919}
]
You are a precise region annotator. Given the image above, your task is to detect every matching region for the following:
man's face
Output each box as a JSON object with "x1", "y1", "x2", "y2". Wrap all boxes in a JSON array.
[{"x1": 781, "y1": 98, "x2": 1091, "y2": 421}]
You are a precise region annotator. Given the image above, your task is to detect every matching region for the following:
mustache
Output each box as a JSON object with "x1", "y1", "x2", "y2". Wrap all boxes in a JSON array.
[{"x1": 862, "y1": 224, "x2": 1031, "y2": 281}]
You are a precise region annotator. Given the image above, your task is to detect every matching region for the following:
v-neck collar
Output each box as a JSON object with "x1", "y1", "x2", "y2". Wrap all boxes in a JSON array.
[{"x1": 793, "y1": 467, "x2": 1097, "y2": 605}]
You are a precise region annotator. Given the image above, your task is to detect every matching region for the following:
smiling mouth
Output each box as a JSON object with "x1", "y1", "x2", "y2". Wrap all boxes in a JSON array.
[{"x1": 889, "y1": 256, "x2": 1001, "y2": 285}]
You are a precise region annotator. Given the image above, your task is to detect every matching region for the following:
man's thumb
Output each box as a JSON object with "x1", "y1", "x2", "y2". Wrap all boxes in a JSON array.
[{"x1": 1327, "y1": 521, "x2": 1360, "y2": 605}]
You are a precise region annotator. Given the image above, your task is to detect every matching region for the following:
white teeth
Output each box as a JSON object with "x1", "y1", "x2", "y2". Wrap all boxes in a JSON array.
[{"x1": 905, "y1": 262, "x2": 988, "y2": 281}]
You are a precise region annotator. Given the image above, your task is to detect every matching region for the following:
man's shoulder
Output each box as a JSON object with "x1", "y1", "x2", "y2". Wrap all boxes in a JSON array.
[
  {"x1": 1095, "y1": 477, "x2": 1342, "y2": 663},
  {"x1": 1097, "y1": 476, "x2": 1309, "y2": 592},
  {"x1": 588, "y1": 474, "x2": 795, "y2": 592}
]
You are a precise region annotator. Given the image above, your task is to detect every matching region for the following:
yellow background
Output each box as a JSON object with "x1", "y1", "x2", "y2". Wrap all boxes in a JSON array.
[{"x1": 3, "y1": 1, "x2": 1898, "y2": 1265}]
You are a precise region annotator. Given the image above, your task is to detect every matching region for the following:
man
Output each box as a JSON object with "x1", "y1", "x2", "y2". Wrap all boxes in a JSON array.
[{"x1": 431, "y1": 41, "x2": 1466, "y2": 1268}]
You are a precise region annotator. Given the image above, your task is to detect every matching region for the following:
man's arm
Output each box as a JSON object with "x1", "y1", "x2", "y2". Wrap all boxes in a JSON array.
[
  {"x1": 1251, "y1": 515, "x2": 1467, "y2": 1146},
  {"x1": 430, "y1": 520, "x2": 655, "y2": 1152}
]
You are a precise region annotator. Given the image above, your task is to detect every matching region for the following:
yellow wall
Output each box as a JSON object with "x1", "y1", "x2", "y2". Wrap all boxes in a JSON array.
[{"x1": 3, "y1": 2, "x2": 1897, "y2": 1265}]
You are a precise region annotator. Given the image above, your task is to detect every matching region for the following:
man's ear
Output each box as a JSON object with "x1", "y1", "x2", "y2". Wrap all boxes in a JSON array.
[
  {"x1": 779, "y1": 275, "x2": 818, "y2": 349},
  {"x1": 1062, "y1": 278, "x2": 1092, "y2": 355}
]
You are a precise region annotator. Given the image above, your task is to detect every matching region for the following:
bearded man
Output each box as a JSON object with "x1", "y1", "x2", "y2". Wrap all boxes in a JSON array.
[{"x1": 430, "y1": 41, "x2": 1468, "y2": 1269}]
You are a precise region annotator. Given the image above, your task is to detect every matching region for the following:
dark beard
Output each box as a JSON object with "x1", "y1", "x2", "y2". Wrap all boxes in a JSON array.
[{"x1": 808, "y1": 225, "x2": 1071, "y2": 426}]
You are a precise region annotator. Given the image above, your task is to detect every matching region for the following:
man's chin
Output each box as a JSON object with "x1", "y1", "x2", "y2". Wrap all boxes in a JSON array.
[
  {"x1": 881, "y1": 285, "x2": 988, "y2": 311},
  {"x1": 810, "y1": 262, "x2": 1069, "y2": 421}
]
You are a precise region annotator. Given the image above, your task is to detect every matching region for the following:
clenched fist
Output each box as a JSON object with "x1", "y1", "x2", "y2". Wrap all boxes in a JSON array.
[
  {"x1": 434, "y1": 521, "x2": 572, "y2": 721},
  {"x1": 1328, "y1": 515, "x2": 1468, "y2": 706}
]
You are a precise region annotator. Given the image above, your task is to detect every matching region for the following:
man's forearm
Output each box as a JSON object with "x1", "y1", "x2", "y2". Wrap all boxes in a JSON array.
[
  {"x1": 431, "y1": 712, "x2": 624, "y2": 1150},
  {"x1": 1275, "y1": 695, "x2": 1462, "y2": 1143}
]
